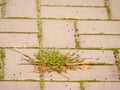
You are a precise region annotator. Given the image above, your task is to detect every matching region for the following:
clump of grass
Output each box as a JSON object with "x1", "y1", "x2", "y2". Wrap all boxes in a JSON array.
[{"x1": 29, "y1": 48, "x2": 82, "y2": 73}]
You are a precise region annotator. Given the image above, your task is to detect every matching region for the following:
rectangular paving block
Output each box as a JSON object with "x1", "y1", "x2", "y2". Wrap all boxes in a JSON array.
[
  {"x1": 42, "y1": 20, "x2": 75, "y2": 48},
  {"x1": 44, "y1": 66, "x2": 119, "y2": 80},
  {"x1": 0, "y1": 48, "x2": 4, "y2": 80},
  {"x1": 77, "y1": 21, "x2": 120, "y2": 34},
  {"x1": 41, "y1": 7, "x2": 108, "y2": 19},
  {"x1": 41, "y1": 0, "x2": 105, "y2": 6},
  {"x1": 109, "y1": 0, "x2": 120, "y2": 19},
  {"x1": 0, "y1": 0, "x2": 2, "y2": 4},
  {"x1": 5, "y1": 0, "x2": 37, "y2": 17},
  {"x1": 45, "y1": 82, "x2": 80, "y2": 90},
  {"x1": 0, "y1": 82, "x2": 40, "y2": 90},
  {"x1": 60, "y1": 50, "x2": 115, "y2": 64},
  {"x1": 0, "y1": 34, "x2": 39, "y2": 47},
  {"x1": 79, "y1": 35, "x2": 120, "y2": 48},
  {"x1": 84, "y1": 82, "x2": 120, "y2": 90},
  {"x1": 4, "y1": 49, "x2": 40, "y2": 80},
  {"x1": 0, "y1": 19, "x2": 38, "y2": 32}
]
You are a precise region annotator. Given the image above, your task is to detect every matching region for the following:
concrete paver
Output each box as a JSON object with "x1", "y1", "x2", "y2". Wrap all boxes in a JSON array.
[
  {"x1": 41, "y1": 0, "x2": 105, "y2": 6},
  {"x1": 80, "y1": 35, "x2": 120, "y2": 48},
  {"x1": 5, "y1": 0, "x2": 37, "y2": 17},
  {"x1": 41, "y1": 7, "x2": 108, "y2": 19},
  {"x1": 42, "y1": 20, "x2": 75, "y2": 48},
  {"x1": 0, "y1": 82, "x2": 40, "y2": 90},
  {"x1": 109, "y1": 0, "x2": 120, "y2": 19},
  {"x1": 0, "y1": 34, "x2": 39, "y2": 47},
  {"x1": 45, "y1": 82, "x2": 80, "y2": 90},
  {"x1": 84, "y1": 82, "x2": 120, "y2": 90},
  {"x1": 44, "y1": 66, "x2": 119, "y2": 80},
  {"x1": 77, "y1": 21, "x2": 120, "y2": 34},
  {"x1": 60, "y1": 50, "x2": 115, "y2": 64},
  {"x1": 0, "y1": 19, "x2": 38, "y2": 32},
  {"x1": 4, "y1": 49, "x2": 40, "y2": 80},
  {"x1": 0, "y1": 0, "x2": 2, "y2": 4}
]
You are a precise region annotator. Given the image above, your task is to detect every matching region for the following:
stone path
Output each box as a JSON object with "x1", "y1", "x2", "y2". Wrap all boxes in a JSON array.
[{"x1": 0, "y1": 0, "x2": 120, "y2": 90}]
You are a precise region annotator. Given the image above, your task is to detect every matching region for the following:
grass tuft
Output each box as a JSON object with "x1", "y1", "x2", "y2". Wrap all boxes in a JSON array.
[{"x1": 27, "y1": 48, "x2": 83, "y2": 73}]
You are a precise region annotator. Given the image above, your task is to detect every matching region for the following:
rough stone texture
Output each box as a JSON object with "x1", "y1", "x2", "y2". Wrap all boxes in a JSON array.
[
  {"x1": 4, "y1": 49, "x2": 40, "y2": 80},
  {"x1": 84, "y1": 82, "x2": 120, "y2": 90},
  {"x1": 5, "y1": 0, "x2": 37, "y2": 17},
  {"x1": 0, "y1": 19, "x2": 38, "y2": 32},
  {"x1": 109, "y1": 0, "x2": 120, "y2": 19},
  {"x1": 41, "y1": 7, "x2": 108, "y2": 19},
  {"x1": 0, "y1": 34, "x2": 39, "y2": 47},
  {"x1": 41, "y1": 0, "x2": 105, "y2": 6},
  {"x1": 80, "y1": 35, "x2": 120, "y2": 48},
  {"x1": 45, "y1": 82, "x2": 80, "y2": 90},
  {"x1": 60, "y1": 50, "x2": 115, "y2": 64},
  {"x1": 42, "y1": 20, "x2": 75, "y2": 48},
  {"x1": 77, "y1": 21, "x2": 120, "y2": 34},
  {"x1": 0, "y1": 82, "x2": 40, "y2": 90},
  {"x1": 118, "y1": 50, "x2": 120, "y2": 59},
  {"x1": 44, "y1": 66, "x2": 119, "y2": 80}
]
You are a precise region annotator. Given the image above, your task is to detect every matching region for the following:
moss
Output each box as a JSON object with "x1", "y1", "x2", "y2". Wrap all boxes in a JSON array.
[
  {"x1": 80, "y1": 81, "x2": 85, "y2": 90},
  {"x1": 0, "y1": 48, "x2": 5, "y2": 80}
]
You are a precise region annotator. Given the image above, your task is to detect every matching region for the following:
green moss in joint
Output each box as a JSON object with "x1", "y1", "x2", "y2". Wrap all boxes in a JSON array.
[
  {"x1": 80, "y1": 81, "x2": 85, "y2": 90},
  {"x1": 0, "y1": 48, "x2": 5, "y2": 80}
]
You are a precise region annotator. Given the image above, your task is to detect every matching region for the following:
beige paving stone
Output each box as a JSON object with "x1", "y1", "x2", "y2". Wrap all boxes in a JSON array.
[
  {"x1": 45, "y1": 82, "x2": 80, "y2": 90},
  {"x1": 0, "y1": 82, "x2": 40, "y2": 90},
  {"x1": 44, "y1": 66, "x2": 119, "y2": 80},
  {"x1": 4, "y1": 49, "x2": 40, "y2": 80},
  {"x1": 60, "y1": 50, "x2": 115, "y2": 64},
  {"x1": 84, "y1": 82, "x2": 120, "y2": 90},
  {"x1": 0, "y1": 19, "x2": 38, "y2": 32},
  {"x1": 0, "y1": 34, "x2": 39, "y2": 47},
  {"x1": 41, "y1": 0, "x2": 105, "y2": 6},
  {"x1": 42, "y1": 20, "x2": 75, "y2": 48},
  {"x1": 109, "y1": 0, "x2": 120, "y2": 19},
  {"x1": 41, "y1": 7, "x2": 108, "y2": 19},
  {"x1": 77, "y1": 21, "x2": 120, "y2": 34},
  {"x1": 0, "y1": 0, "x2": 2, "y2": 4},
  {"x1": 80, "y1": 35, "x2": 120, "y2": 48},
  {"x1": 5, "y1": 0, "x2": 37, "y2": 17}
]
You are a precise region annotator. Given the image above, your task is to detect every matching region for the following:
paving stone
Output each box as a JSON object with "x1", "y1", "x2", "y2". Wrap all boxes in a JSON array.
[
  {"x1": 109, "y1": 0, "x2": 120, "y2": 19},
  {"x1": 5, "y1": 0, "x2": 37, "y2": 17},
  {"x1": 0, "y1": 34, "x2": 39, "y2": 47},
  {"x1": 0, "y1": 19, "x2": 38, "y2": 32},
  {"x1": 41, "y1": 7, "x2": 108, "y2": 19},
  {"x1": 77, "y1": 21, "x2": 120, "y2": 34},
  {"x1": 45, "y1": 82, "x2": 80, "y2": 90},
  {"x1": 80, "y1": 35, "x2": 120, "y2": 48},
  {"x1": 0, "y1": 82, "x2": 40, "y2": 90},
  {"x1": 44, "y1": 66, "x2": 119, "y2": 80},
  {"x1": 0, "y1": 0, "x2": 2, "y2": 4},
  {"x1": 4, "y1": 49, "x2": 40, "y2": 80},
  {"x1": 42, "y1": 20, "x2": 75, "y2": 48},
  {"x1": 84, "y1": 82, "x2": 120, "y2": 90},
  {"x1": 60, "y1": 50, "x2": 115, "y2": 64},
  {"x1": 41, "y1": 0, "x2": 105, "y2": 6}
]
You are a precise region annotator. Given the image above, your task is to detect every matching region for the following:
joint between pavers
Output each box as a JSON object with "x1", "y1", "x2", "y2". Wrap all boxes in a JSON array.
[
  {"x1": 80, "y1": 81, "x2": 85, "y2": 90},
  {"x1": 78, "y1": 34, "x2": 120, "y2": 36},
  {"x1": 0, "y1": 48, "x2": 5, "y2": 80},
  {"x1": 105, "y1": 0, "x2": 112, "y2": 20},
  {"x1": 74, "y1": 21, "x2": 80, "y2": 49},
  {"x1": 41, "y1": 4, "x2": 105, "y2": 8},
  {"x1": 0, "y1": 32, "x2": 38, "y2": 34},
  {"x1": 1, "y1": 0, "x2": 6, "y2": 18}
]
